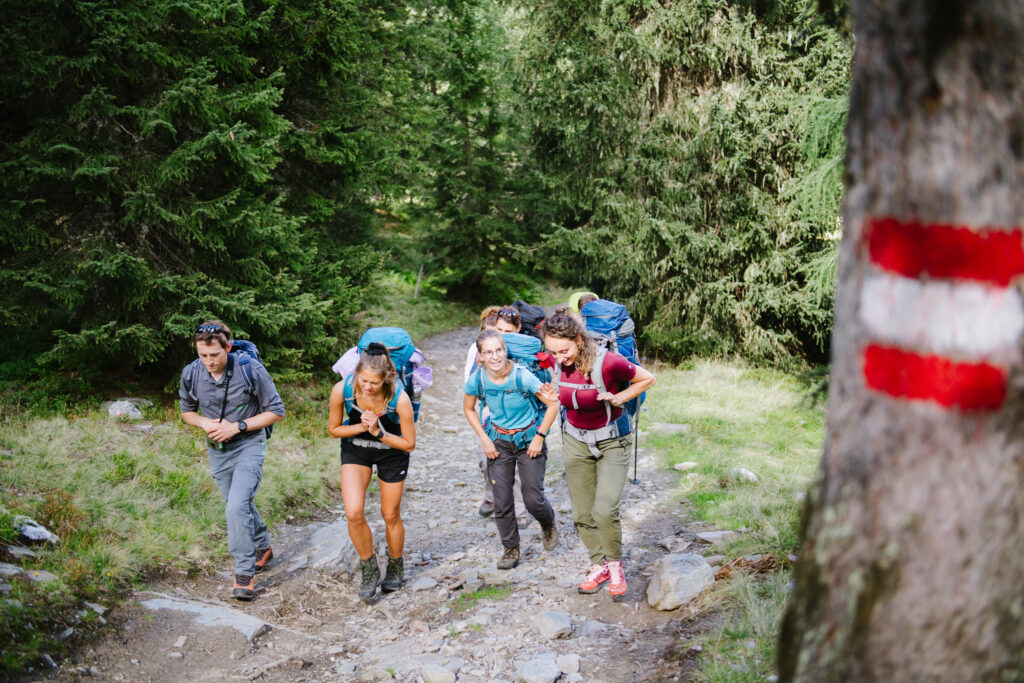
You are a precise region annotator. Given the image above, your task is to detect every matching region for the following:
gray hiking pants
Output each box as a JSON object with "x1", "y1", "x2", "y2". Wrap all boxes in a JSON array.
[
  {"x1": 209, "y1": 436, "x2": 270, "y2": 576},
  {"x1": 488, "y1": 438, "x2": 554, "y2": 549},
  {"x1": 479, "y1": 445, "x2": 526, "y2": 518}
]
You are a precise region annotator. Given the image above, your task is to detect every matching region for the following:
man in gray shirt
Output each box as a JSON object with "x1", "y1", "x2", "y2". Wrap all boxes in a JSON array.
[{"x1": 180, "y1": 320, "x2": 285, "y2": 600}]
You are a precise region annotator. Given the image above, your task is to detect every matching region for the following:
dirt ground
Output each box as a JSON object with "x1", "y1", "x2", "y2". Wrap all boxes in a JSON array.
[{"x1": 29, "y1": 326, "x2": 720, "y2": 683}]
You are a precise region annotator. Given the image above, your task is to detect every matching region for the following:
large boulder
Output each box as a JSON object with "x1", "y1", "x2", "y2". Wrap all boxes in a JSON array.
[{"x1": 646, "y1": 553, "x2": 715, "y2": 611}]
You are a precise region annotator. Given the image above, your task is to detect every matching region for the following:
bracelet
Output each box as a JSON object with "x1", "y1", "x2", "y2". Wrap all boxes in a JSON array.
[{"x1": 536, "y1": 430, "x2": 548, "y2": 438}]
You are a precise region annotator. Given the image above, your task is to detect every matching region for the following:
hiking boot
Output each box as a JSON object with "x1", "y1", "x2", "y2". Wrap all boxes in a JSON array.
[
  {"x1": 497, "y1": 546, "x2": 520, "y2": 570},
  {"x1": 357, "y1": 555, "x2": 381, "y2": 602},
  {"x1": 608, "y1": 559, "x2": 627, "y2": 601},
  {"x1": 381, "y1": 556, "x2": 405, "y2": 593},
  {"x1": 254, "y1": 546, "x2": 274, "y2": 573},
  {"x1": 232, "y1": 574, "x2": 254, "y2": 601},
  {"x1": 478, "y1": 500, "x2": 495, "y2": 517},
  {"x1": 577, "y1": 563, "x2": 610, "y2": 594},
  {"x1": 541, "y1": 522, "x2": 559, "y2": 551}
]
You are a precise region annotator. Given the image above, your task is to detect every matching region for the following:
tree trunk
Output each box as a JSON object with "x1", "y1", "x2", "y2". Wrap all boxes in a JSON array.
[{"x1": 779, "y1": 2, "x2": 1024, "y2": 680}]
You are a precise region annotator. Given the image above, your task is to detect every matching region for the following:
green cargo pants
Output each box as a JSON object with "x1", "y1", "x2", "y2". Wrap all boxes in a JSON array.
[{"x1": 562, "y1": 431, "x2": 632, "y2": 564}]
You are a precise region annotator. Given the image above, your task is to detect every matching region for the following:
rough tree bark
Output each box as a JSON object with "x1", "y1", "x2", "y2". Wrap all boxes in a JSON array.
[{"x1": 779, "y1": 2, "x2": 1024, "y2": 681}]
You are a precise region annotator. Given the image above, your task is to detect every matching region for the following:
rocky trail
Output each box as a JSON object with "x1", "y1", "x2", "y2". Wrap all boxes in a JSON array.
[{"x1": 40, "y1": 327, "x2": 720, "y2": 683}]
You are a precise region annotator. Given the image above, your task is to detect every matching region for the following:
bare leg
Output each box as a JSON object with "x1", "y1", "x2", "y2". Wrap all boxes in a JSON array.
[
  {"x1": 341, "y1": 464, "x2": 374, "y2": 559},
  {"x1": 379, "y1": 480, "x2": 406, "y2": 559}
]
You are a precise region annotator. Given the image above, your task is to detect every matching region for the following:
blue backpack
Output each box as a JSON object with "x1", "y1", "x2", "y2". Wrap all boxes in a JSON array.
[
  {"x1": 351, "y1": 327, "x2": 422, "y2": 422},
  {"x1": 341, "y1": 374, "x2": 409, "y2": 427},
  {"x1": 579, "y1": 299, "x2": 638, "y2": 363},
  {"x1": 576, "y1": 299, "x2": 646, "y2": 421},
  {"x1": 472, "y1": 333, "x2": 550, "y2": 412},
  {"x1": 182, "y1": 339, "x2": 274, "y2": 440}
]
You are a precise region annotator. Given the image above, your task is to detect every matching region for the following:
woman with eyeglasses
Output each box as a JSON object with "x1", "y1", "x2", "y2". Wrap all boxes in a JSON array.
[
  {"x1": 464, "y1": 307, "x2": 528, "y2": 523},
  {"x1": 463, "y1": 329, "x2": 560, "y2": 570},
  {"x1": 541, "y1": 312, "x2": 655, "y2": 601},
  {"x1": 329, "y1": 343, "x2": 416, "y2": 602}
]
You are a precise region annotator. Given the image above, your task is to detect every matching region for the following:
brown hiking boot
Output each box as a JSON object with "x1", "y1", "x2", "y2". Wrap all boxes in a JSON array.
[
  {"x1": 232, "y1": 574, "x2": 254, "y2": 601},
  {"x1": 255, "y1": 546, "x2": 274, "y2": 573},
  {"x1": 497, "y1": 546, "x2": 520, "y2": 570},
  {"x1": 541, "y1": 522, "x2": 559, "y2": 551}
]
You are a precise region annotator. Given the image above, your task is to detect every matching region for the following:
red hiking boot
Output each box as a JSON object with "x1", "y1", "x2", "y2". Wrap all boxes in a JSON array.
[
  {"x1": 577, "y1": 563, "x2": 610, "y2": 594},
  {"x1": 608, "y1": 559, "x2": 627, "y2": 601},
  {"x1": 255, "y1": 546, "x2": 274, "y2": 573}
]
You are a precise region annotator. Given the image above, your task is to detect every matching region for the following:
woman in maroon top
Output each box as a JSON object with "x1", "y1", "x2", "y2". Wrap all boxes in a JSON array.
[{"x1": 541, "y1": 312, "x2": 655, "y2": 600}]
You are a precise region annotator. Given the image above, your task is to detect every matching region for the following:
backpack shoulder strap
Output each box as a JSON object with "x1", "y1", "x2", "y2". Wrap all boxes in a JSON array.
[
  {"x1": 513, "y1": 365, "x2": 535, "y2": 400},
  {"x1": 473, "y1": 368, "x2": 485, "y2": 405},
  {"x1": 592, "y1": 348, "x2": 612, "y2": 425},
  {"x1": 237, "y1": 355, "x2": 258, "y2": 395},
  {"x1": 591, "y1": 348, "x2": 609, "y2": 395},
  {"x1": 343, "y1": 374, "x2": 357, "y2": 415},
  {"x1": 183, "y1": 358, "x2": 202, "y2": 401}
]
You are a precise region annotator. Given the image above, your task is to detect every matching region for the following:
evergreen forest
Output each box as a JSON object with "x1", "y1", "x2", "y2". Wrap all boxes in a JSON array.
[{"x1": 0, "y1": 0, "x2": 851, "y2": 388}]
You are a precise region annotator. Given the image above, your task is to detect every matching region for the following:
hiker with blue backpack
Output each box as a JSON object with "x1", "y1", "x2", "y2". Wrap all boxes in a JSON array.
[
  {"x1": 179, "y1": 321, "x2": 285, "y2": 601},
  {"x1": 541, "y1": 311, "x2": 655, "y2": 601},
  {"x1": 463, "y1": 329, "x2": 560, "y2": 570},
  {"x1": 329, "y1": 339, "x2": 418, "y2": 602},
  {"x1": 464, "y1": 306, "x2": 528, "y2": 524}
]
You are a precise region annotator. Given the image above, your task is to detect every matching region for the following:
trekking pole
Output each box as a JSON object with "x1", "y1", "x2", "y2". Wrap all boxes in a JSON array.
[{"x1": 630, "y1": 411, "x2": 640, "y2": 485}]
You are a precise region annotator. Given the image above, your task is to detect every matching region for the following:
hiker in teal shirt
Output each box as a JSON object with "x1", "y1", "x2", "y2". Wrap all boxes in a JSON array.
[{"x1": 462, "y1": 329, "x2": 560, "y2": 571}]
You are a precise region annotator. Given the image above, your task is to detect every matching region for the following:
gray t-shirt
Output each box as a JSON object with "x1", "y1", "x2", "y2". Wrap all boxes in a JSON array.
[{"x1": 179, "y1": 356, "x2": 285, "y2": 442}]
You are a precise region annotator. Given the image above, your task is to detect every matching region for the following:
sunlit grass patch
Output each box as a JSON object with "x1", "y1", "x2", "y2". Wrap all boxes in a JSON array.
[
  {"x1": 361, "y1": 271, "x2": 477, "y2": 341},
  {"x1": 642, "y1": 360, "x2": 824, "y2": 681},
  {"x1": 0, "y1": 395, "x2": 340, "y2": 673}
]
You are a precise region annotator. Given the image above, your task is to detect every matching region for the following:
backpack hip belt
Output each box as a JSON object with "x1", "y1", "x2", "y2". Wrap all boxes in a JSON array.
[
  {"x1": 349, "y1": 437, "x2": 394, "y2": 450},
  {"x1": 561, "y1": 413, "x2": 632, "y2": 457},
  {"x1": 484, "y1": 416, "x2": 542, "y2": 450}
]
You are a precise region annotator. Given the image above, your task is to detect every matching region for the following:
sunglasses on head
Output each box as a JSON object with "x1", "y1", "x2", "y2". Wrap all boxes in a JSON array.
[
  {"x1": 497, "y1": 308, "x2": 520, "y2": 321},
  {"x1": 195, "y1": 325, "x2": 225, "y2": 334}
]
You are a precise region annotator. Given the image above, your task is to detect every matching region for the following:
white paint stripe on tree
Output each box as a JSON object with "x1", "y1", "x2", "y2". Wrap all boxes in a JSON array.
[{"x1": 860, "y1": 271, "x2": 1024, "y2": 356}]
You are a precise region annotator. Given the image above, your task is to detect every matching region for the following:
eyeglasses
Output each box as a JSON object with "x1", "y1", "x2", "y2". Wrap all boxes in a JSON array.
[
  {"x1": 195, "y1": 325, "x2": 225, "y2": 334},
  {"x1": 479, "y1": 349, "x2": 506, "y2": 358},
  {"x1": 497, "y1": 308, "x2": 520, "y2": 321}
]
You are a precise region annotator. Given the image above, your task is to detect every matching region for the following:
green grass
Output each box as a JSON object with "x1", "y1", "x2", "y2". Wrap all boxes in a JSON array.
[
  {"x1": 0, "y1": 397, "x2": 340, "y2": 672},
  {"x1": 360, "y1": 271, "x2": 477, "y2": 341},
  {"x1": 642, "y1": 360, "x2": 825, "y2": 681},
  {"x1": 450, "y1": 583, "x2": 513, "y2": 613}
]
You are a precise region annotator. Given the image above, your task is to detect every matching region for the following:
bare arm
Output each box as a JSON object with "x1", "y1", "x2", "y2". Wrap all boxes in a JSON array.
[
  {"x1": 328, "y1": 381, "x2": 367, "y2": 439},
  {"x1": 463, "y1": 393, "x2": 498, "y2": 459},
  {"x1": 377, "y1": 392, "x2": 416, "y2": 452},
  {"x1": 527, "y1": 389, "x2": 559, "y2": 457},
  {"x1": 597, "y1": 365, "x2": 655, "y2": 407},
  {"x1": 206, "y1": 411, "x2": 283, "y2": 442}
]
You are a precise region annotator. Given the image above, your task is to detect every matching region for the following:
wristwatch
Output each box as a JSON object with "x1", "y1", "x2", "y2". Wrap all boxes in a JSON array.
[{"x1": 237, "y1": 420, "x2": 248, "y2": 433}]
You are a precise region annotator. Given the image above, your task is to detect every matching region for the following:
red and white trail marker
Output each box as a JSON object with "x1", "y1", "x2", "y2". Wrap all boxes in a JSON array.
[{"x1": 859, "y1": 217, "x2": 1024, "y2": 411}]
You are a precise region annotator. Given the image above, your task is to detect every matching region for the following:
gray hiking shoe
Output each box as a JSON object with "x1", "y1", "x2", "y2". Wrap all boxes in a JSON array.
[
  {"x1": 358, "y1": 555, "x2": 381, "y2": 602},
  {"x1": 381, "y1": 556, "x2": 404, "y2": 593},
  {"x1": 497, "y1": 546, "x2": 520, "y2": 570},
  {"x1": 541, "y1": 521, "x2": 559, "y2": 551}
]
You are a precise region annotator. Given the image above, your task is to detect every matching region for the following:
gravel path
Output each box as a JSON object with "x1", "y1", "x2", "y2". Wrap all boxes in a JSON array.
[{"x1": 41, "y1": 326, "x2": 708, "y2": 682}]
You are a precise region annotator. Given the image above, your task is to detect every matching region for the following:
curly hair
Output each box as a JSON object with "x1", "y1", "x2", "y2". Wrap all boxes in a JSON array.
[
  {"x1": 540, "y1": 312, "x2": 597, "y2": 375},
  {"x1": 354, "y1": 342, "x2": 398, "y2": 404},
  {"x1": 194, "y1": 320, "x2": 231, "y2": 349}
]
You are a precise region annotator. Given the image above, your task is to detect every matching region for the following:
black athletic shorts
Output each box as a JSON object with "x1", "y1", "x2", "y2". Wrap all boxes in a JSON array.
[{"x1": 340, "y1": 443, "x2": 410, "y2": 483}]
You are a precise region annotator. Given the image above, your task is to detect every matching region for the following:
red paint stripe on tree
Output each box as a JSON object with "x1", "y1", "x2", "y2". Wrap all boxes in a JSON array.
[
  {"x1": 865, "y1": 217, "x2": 1024, "y2": 286},
  {"x1": 863, "y1": 344, "x2": 1007, "y2": 411}
]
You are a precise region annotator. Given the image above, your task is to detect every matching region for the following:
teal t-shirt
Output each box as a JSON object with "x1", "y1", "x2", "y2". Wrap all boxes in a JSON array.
[{"x1": 464, "y1": 366, "x2": 542, "y2": 430}]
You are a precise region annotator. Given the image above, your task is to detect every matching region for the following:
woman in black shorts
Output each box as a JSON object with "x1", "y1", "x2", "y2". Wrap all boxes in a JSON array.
[{"x1": 329, "y1": 343, "x2": 416, "y2": 602}]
